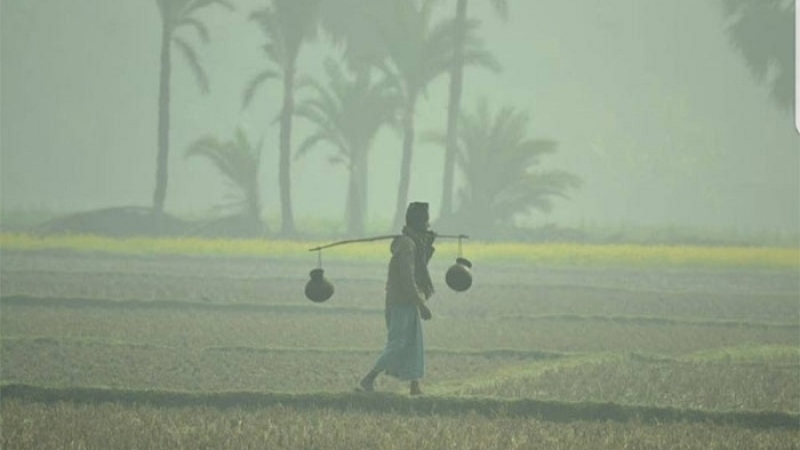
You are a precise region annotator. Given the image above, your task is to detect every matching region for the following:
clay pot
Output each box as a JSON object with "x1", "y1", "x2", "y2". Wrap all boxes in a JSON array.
[
  {"x1": 445, "y1": 257, "x2": 473, "y2": 292},
  {"x1": 305, "y1": 268, "x2": 334, "y2": 302}
]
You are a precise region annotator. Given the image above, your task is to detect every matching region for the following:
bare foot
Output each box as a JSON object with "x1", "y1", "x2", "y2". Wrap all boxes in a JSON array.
[{"x1": 356, "y1": 377, "x2": 375, "y2": 392}]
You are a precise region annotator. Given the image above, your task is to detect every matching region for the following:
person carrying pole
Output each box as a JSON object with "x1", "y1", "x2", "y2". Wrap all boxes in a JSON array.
[{"x1": 357, "y1": 202, "x2": 435, "y2": 395}]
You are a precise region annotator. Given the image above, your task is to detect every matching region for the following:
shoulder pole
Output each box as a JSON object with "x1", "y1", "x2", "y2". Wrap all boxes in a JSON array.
[{"x1": 308, "y1": 233, "x2": 469, "y2": 252}]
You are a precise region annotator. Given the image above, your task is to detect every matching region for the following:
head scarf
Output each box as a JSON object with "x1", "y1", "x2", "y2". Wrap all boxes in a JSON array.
[{"x1": 405, "y1": 202, "x2": 429, "y2": 231}]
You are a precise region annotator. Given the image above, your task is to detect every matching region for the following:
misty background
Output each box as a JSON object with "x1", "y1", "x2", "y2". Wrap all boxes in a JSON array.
[{"x1": 1, "y1": 0, "x2": 797, "y2": 237}]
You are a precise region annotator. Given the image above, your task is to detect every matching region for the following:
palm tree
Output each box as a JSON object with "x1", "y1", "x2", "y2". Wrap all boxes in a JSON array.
[
  {"x1": 440, "y1": 0, "x2": 506, "y2": 220},
  {"x1": 185, "y1": 129, "x2": 264, "y2": 229},
  {"x1": 295, "y1": 59, "x2": 401, "y2": 236},
  {"x1": 379, "y1": 0, "x2": 498, "y2": 230},
  {"x1": 318, "y1": 0, "x2": 395, "y2": 69},
  {"x1": 152, "y1": 0, "x2": 233, "y2": 212},
  {"x1": 244, "y1": 0, "x2": 321, "y2": 236},
  {"x1": 450, "y1": 100, "x2": 581, "y2": 236},
  {"x1": 720, "y1": 0, "x2": 794, "y2": 112}
]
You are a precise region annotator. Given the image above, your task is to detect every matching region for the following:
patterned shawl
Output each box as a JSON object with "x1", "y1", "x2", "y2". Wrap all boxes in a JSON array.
[{"x1": 402, "y1": 225, "x2": 435, "y2": 298}]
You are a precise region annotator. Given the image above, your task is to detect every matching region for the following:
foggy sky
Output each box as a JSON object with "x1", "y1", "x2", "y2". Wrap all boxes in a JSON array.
[{"x1": 1, "y1": 0, "x2": 798, "y2": 234}]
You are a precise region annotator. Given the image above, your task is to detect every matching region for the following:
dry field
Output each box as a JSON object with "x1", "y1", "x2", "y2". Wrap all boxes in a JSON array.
[{"x1": 1, "y1": 247, "x2": 798, "y2": 449}]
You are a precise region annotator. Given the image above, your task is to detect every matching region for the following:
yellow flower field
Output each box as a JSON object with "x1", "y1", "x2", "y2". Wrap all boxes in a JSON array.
[{"x1": 1, "y1": 233, "x2": 796, "y2": 269}]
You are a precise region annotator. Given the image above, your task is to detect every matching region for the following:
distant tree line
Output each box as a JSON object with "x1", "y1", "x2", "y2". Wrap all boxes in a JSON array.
[{"x1": 152, "y1": 0, "x2": 584, "y2": 238}]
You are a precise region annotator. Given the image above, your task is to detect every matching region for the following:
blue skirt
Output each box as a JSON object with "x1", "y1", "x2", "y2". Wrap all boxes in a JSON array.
[{"x1": 371, "y1": 303, "x2": 425, "y2": 381}]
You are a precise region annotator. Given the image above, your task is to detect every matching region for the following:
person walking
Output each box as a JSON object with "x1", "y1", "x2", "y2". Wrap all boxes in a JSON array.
[{"x1": 358, "y1": 202, "x2": 435, "y2": 395}]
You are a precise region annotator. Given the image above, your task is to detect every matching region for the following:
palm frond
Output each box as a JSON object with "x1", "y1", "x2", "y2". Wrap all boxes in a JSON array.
[
  {"x1": 721, "y1": 0, "x2": 794, "y2": 110},
  {"x1": 374, "y1": 60, "x2": 405, "y2": 97},
  {"x1": 253, "y1": 0, "x2": 320, "y2": 63},
  {"x1": 242, "y1": 69, "x2": 280, "y2": 110},
  {"x1": 460, "y1": 19, "x2": 502, "y2": 73},
  {"x1": 176, "y1": 16, "x2": 210, "y2": 44},
  {"x1": 299, "y1": 67, "x2": 341, "y2": 117},
  {"x1": 294, "y1": 101, "x2": 329, "y2": 125},
  {"x1": 250, "y1": 8, "x2": 287, "y2": 66},
  {"x1": 185, "y1": 129, "x2": 262, "y2": 217},
  {"x1": 295, "y1": 103, "x2": 342, "y2": 145},
  {"x1": 183, "y1": 0, "x2": 234, "y2": 17},
  {"x1": 328, "y1": 154, "x2": 349, "y2": 167},
  {"x1": 186, "y1": 138, "x2": 239, "y2": 182},
  {"x1": 318, "y1": 0, "x2": 391, "y2": 67},
  {"x1": 172, "y1": 36, "x2": 209, "y2": 94},
  {"x1": 294, "y1": 129, "x2": 347, "y2": 161}
]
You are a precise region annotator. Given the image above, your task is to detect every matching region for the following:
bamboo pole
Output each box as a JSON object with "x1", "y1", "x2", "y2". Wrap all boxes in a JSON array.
[{"x1": 308, "y1": 233, "x2": 469, "y2": 252}]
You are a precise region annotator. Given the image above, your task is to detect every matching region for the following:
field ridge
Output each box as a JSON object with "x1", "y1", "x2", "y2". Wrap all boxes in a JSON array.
[
  {"x1": 4, "y1": 295, "x2": 797, "y2": 330},
  {"x1": 2, "y1": 383, "x2": 797, "y2": 430},
  {"x1": 501, "y1": 313, "x2": 800, "y2": 330},
  {"x1": 0, "y1": 295, "x2": 381, "y2": 315},
  {"x1": 0, "y1": 335, "x2": 574, "y2": 360}
]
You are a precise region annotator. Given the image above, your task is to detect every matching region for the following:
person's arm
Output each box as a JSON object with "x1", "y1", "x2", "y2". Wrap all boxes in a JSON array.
[{"x1": 392, "y1": 237, "x2": 425, "y2": 303}]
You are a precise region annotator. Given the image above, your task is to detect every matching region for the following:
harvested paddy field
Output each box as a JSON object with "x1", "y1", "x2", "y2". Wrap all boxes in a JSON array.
[{"x1": 1, "y1": 247, "x2": 798, "y2": 449}]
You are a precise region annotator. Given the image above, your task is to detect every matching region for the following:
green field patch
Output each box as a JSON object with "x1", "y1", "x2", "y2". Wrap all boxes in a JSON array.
[
  {"x1": 430, "y1": 352, "x2": 617, "y2": 397},
  {"x1": 2, "y1": 384, "x2": 797, "y2": 430},
  {"x1": 682, "y1": 345, "x2": 800, "y2": 364},
  {"x1": 456, "y1": 350, "x2": 800, "y2": 413}
]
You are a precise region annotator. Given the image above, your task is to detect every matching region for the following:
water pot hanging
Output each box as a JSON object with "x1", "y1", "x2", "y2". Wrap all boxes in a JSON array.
[
  {"x1": 305, "y1": 268, "x2": 334, "y2": 303},
  {"x1": 445, "y1": 257, "x2": 473, "y2": 292}
]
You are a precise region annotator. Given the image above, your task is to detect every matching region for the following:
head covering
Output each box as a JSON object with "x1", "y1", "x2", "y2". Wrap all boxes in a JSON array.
[{"x1": 405, "y1": 202, "x2": 429, "y2": 231}]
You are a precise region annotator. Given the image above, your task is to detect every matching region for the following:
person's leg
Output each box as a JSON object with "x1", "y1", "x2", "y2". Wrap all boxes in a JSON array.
[
  {"x1": 409, "y1": 379, "x2": 422, "y2": 395},
  {"x1": 358, "y1": 306, "x2": 411, "y2": 391},
  {"x1": 358, "y1": 369, "x2": 380, "y2": 391}
]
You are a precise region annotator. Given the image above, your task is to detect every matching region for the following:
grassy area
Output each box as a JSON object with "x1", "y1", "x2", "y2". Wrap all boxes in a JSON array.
[
  {"x1": 457, "y1": 350, "x2": 799, "y2": 412},
  {"x1": 3, "y1": 397, "x2": 797, "y2": 450},
  {"x1": 1, "y1": 232, "x2": 797, "y2": 269},
  {"x1": 1, "y1": 250, "x2": 798, "y2": 448}
]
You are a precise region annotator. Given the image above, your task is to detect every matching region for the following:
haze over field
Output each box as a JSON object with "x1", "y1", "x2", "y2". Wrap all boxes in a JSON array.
[{"x1": 1, "y1": 0, "x2": 797, "y2": 235}]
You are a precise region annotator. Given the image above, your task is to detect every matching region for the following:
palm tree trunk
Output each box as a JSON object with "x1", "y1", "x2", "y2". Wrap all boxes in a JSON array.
[
  {"x1": 346, "y1": 148, "x2": 368, "y2": 236},
  {"x1": 345, "y1": 166, "x2": 357, "y2": 236},
  {"x1": 245, "y1": 180, "x2": 261, "y2": 227},
  {"x1": 358, "y1": 151, "x2": 368, "y2": 233},
  {"x1": 392, "y1": 97, "x2": 416, "y2": 231},
  {"x1": 345, "y1": 158, "x2": 360, "y2": 237},
  {"x1": 351, "y1": 68, "x2": 370, "y2": 236},
  {"x1": 279, "y1": 60, "x2": 297, "y2": 236},
  {"x1": 440, "y1": 0, "x2": 468, "y2": 220},
  {"x1": 153, "y1": 23, "x2": 172, "y2": 213}
]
